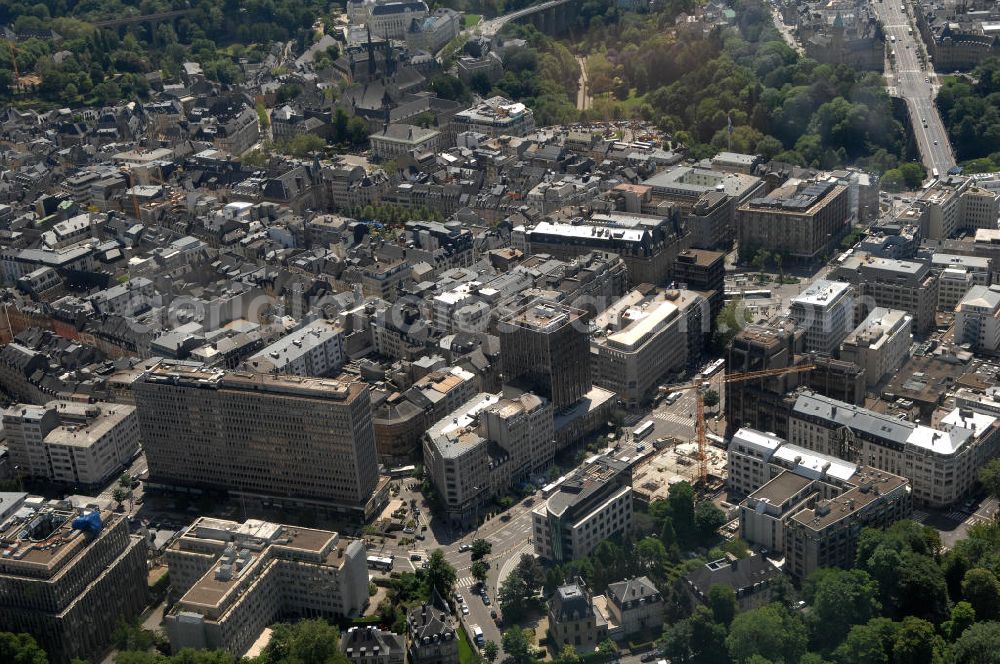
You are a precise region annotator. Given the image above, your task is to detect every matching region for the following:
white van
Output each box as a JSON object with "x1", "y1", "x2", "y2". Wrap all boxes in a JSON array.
[{"x1": 472, "y1": 625, "x2": 484, "y2": 646}]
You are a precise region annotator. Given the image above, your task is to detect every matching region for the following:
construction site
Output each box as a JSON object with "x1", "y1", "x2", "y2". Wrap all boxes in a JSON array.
[{"x1": 631, "y1": 436, "x2": 729, "y2": 504}]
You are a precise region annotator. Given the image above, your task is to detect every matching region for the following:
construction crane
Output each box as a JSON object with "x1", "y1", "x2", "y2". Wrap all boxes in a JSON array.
[{"x1": 660, "y1": 363, "x2": 816, "y2": 486}]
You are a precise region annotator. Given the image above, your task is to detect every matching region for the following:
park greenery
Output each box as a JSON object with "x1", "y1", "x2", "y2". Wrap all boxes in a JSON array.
[
  {"x1": 937, "y1": 59, "x2": 1000, "y2": 172},
  {"x1": 0, "y1": 0, "x2": 340, "y2": 105},
  {"x1": 506, "y1": 0, "x2": 916, "y2": 173}
]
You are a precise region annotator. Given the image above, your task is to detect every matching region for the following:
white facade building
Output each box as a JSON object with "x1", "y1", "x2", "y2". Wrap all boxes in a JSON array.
[
  {"x1": 2, "y1": 401, "x2": 141, "y2": 486},
  {"x1": 789, "y1": 392, "x2": 1000, "y2": 507},
  {"x1": 789, "y1": 279, "x2": 853, "y2": 355},
  {"x1": 165, "y1": 517, "x2": 369, "y2": 658},
  {"x1": 246, "y1": 319, "x2": 346, "y2": 377},
  {"x1": 955, "y1": 284, "x2": 1000, "y2": 352}
]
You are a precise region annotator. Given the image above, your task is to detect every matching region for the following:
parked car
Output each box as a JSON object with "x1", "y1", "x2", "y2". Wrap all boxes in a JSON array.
[
  {"x1": 482, "y1": 594, "x2": 491, "y2": 606},
  {"x1": 462, "y1": 604, "x2": 470, "y2": 615},
  {"x1": 459, "y1": 544, "x2": 471, "y2": 552}
]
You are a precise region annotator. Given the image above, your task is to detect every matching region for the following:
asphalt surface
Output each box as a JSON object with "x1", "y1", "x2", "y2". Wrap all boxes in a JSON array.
[
  {"x1": 369, "y1": 484, "x2": 540, "y2": 653},
  {"x1": 873, "y1": 0, "x2": 955, "y2": 174},
  {"x1": 475, "y1": 0, "x2": 573, "y2": 37}
]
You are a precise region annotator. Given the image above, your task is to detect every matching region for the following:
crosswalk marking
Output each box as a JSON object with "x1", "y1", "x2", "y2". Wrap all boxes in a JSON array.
[
  {"x1": 911, "y1": 510, "x2": 929, "y2": 522},
  {"x1": 456, "y1": 576, "x2": 476, "y2": 589},
  {"x1": 653, "y1": 412, "x2": 695, "y2": 428}
]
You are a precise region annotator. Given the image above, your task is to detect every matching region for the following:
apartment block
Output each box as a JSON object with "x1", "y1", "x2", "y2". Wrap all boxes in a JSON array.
[
  {"x1": 783, "y1": 468, "x2": 911, "y2": 580},
  {"x1": 532, "y1": 453, "x2": 633, "y2": 562},
  {"x1": 930, "y1": 253, "x2": 991, "y2": 285},
  {"x1": 482, "y1": 390, "x2": 555, "y2": 476},
  {"x1": 246, "y1": 319, "x2": 346, "y2": 377},
  {"x1": 839, "y1": 308, "x2": 912, "y2": 388},
  {"x1": 422, "y1": 390, "x2": 553, "y2": 527},
  {"x1": 917, "y1": 176, "x2": 966, "y2": 240},
  {"x1": 834, "y1": 255, "x2": 939, "y2": 334},
  {"x1": 88, "y1": 277, "x2": 160, "y2": 316},
  {"x1": 3, "y1": 401, "x2": 140, "y2": 487},
  {"x1": 0, "y1": 497, "x2": 148, "y2": 664},
  {"x1": 423, "y1": 393, "x2": 497, "y2": 527},
  {"x1": 134, "y1": 362, "x2": 383, "y2": 519},
  {"x1": 789, "y1": 391, "x2": 1000, "y2": 507},
  {"x1": 727, "y1": 427, "x2": 911, "y2": 580},
  {"x1": 939, "y1": 268, "x2": 977, "y2": 312},
  {"x1": 955, "y1": 284, "x2": 1000, "y2": 352},
  {"x1": 372, "y1": 365, "x2": 480, "y2": 465},
  {"x1": 165, "y1": 517, "x2": 369, "y2": 658},
  {"x1": 931, "y1": 253, "x2": 990, "y2": 310},
  {"x1": 789, "y1": 279, "x2": 853, "y2": 355},
  {"x1": 591, "y1": 289, "x2": 707, "y2": 409}
]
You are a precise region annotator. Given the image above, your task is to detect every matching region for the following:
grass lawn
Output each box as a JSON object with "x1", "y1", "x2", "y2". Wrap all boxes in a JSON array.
[
  {"x1": 464, "y1": 13, "x2": 481, "y2": 27},
  {"x1": 458, "y1": 625, "x2": 477, "y2": 664}
]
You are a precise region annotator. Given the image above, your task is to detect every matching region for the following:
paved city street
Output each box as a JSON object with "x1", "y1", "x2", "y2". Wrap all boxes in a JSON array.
[{"x1": 874, "y1": 0, "x2": 955, "y2": 174}]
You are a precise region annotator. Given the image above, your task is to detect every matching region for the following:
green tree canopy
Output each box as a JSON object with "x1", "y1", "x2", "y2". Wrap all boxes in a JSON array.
[
  {"x1": 250, "y1": 619, "x2": 348, "y2": 664},
  {"x1": 708, "y1": 584, "x2": 738, "y2": 626},
  {"x1": 953, "y1": 621, "x2": 1000, "y2": 664},
  {"x1": 424, "y1": 549, "x2": 457, "y2": 597},
  {"x1": 0, "y1": 632, "x2": 48, "y2": 664},
  {"x1": 726, "y1": 603, "x2": 808, "y2": 664},
  {"x1": 802, "y1": 568, "x2": 881, "y2": 651}
]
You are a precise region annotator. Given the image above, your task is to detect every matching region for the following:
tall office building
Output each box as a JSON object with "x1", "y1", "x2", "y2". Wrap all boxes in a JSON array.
[
  {"x1": 724, "y1": 323, "x2": 807, "y2": 437},
  {"x1": 591, "y1": 288, "x2": 707, "y2": 409},
  {"x1": 500, "y1": 301, "x2": 590, "y2": 410},
  {"x1": 0, "y1": 496, "x2": 148, "y2": 664},
  {"x1": 135, "y1": 362, "x2": 383, "y2": 519}
]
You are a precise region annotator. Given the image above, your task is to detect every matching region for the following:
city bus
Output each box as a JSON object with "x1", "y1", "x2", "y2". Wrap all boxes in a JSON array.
[
  {"x1": 703, "y1": 358, "x2": 725, "y2": 377},
  {"x1": 386, "y1": 464, "x2": 417, "y2": 478},
  {"x1": 367, "y1": 555, "x2": 394, "y2": 571},
  {"x1": 634, "y1": 421, "x2": 655, "y2": 440}
]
